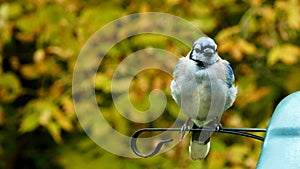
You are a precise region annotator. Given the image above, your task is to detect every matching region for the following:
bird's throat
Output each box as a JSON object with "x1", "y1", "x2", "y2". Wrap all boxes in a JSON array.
[{"x1": 196, "y1": 61, "x2": 205, "y2": 68}]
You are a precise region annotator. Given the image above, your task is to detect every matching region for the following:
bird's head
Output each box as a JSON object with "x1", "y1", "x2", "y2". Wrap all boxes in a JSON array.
[{"x1": 189, "y1": 37, "x2": 220, "y2": 66}]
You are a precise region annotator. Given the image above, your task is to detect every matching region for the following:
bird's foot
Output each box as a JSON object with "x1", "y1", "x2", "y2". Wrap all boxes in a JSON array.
[
  {"x1": 215, "y1": 123, "x2": 223, "y2": 132},
  {"x1": 180, "y1": 118, "x2": 192, "y2": 140}
]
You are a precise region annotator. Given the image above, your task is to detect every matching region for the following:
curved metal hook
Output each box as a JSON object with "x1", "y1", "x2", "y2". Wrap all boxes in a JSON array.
[
  {"x1": 131, "y1": 127, "x2": 266, "y2": 158},
  {"x1": 131, "y1": 128, "x2": 174, "y2": 158}
]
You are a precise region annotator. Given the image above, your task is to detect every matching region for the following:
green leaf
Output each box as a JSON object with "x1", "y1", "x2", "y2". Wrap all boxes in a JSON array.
[
  {"x1": 46, "y1": 121, "x2": 61, "y2": 143},
  {"x1": 95, "y1": 73, "x2": 112, "y2": 92},
  {"x1": 0, "y1": 2, "x2": 23, "y2": 20},
  {"x1": 0, "y1": 72, "x2": 22, "y2": 103},
  {"x1": 19, "y1": 98, "x2": 75, "y2": 142},
  {"x1": 19, "y1": 111, "x2": 40, "y2": 133}
]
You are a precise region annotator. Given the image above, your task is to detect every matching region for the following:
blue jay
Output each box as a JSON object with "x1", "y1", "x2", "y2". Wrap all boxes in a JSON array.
[{"x1": 170, "y1": 37, "x2": 237, "y2": 160}]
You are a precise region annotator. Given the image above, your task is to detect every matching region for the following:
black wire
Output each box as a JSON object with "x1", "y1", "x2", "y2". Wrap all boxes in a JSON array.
[
  {"x1": 190, "y1": 127, "x2": 266, "y2": 141},
  {"x1": 131, "y1": 127, "x2": 266, "y2": 158},
  {"x1": 218, "y1": 129, "x2": 265, "y2": 141},
  {"x1": 132, "y1": 127, "x2": 266, "y2": 140}
]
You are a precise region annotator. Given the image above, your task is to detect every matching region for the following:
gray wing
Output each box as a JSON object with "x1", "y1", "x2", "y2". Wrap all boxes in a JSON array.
[
  {"x1": 221, "y1": 60, "x2": 238, "y2": 110},
  {"x1": 170, "y1": 80, "x2": 181, "y2": 105},
  {"x1": 170, "y1": 58, "x2": 186, "y2": 105}
]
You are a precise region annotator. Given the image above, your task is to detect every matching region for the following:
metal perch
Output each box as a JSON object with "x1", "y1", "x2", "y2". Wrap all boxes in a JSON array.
[{"x1": 131, "y1": 127, "x2": 266, "y2": 158}]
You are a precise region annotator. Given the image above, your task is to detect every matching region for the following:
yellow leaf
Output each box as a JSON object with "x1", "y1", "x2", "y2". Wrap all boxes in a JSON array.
[
  {"x1": 215, "y1": 26, "x2": 240, "y2": 43},
  {"x1": 275, "y1": 1, "x2": 289, "y2": 12},
  {"x1": 287, "y1": 0, "x2": 300, "y2": 29},
  {"x1": 237, "y1": 38, "x2": 257, "y2": 55},
  {"x1": 236, "y1": 87, "x2": 270, "y2": 107},
  {"x1": 275, "y1": 0, "x2": 300, "y2": 29},
  {"x1": 258, "y1": 6, "x2": 276, "y2": 23},
  {"x1": 245, "y1": 87, "x2": 270, "y2": 104},
  {"x1": 231, "y1": 47, "x2": 243, "y2": 61},
  {"x1": 218, "y1": 40, "x2": 234, "y2": 53},
  {"x1": 249, "y1": 0, "x2": 263, "y2": 6},
  {"x1": 20, "y1": 64, "x2": 40, "y2": 79},
  {"x1": 46, "y1": 46, "x2": 74, "y2": 60},
  {"x1": 53, "y1": 110, "x2": 73, "y2": 131},
  {"x1": 167, "y1": 0, "x2": 181, "y2": 5},
  {"x1": 39, "y1": 109, "x2": 52, "y2": 126},
  {"x1": 33, "y1": 49, "x2": 46, "y2": 63},
  {"x1": 49, "y1": 80, "x2": 65, "y2": 98},
  {"x1": 267, "y1": 44, "x2": 300, "y2": 66},
  {"x1": 46, "y1": 121, "x2": 62, "y2": 143},
  {"x1": 60, "y1": 96, "x2": 75, "y2": 117}
]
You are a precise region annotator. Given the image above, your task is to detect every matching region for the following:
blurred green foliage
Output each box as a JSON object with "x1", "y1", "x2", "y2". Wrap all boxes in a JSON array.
[{"x1": 0, "y1": 0, "x2": 300, "y2": 169}]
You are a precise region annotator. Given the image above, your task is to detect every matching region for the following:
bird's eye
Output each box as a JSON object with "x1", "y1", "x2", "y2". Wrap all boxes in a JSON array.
[{"x1": 194, "y1": 48, "x2": 201, "y2": 53}]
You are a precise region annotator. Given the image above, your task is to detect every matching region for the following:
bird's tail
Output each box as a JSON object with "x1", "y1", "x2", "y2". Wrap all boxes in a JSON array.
[{"x1": 189, "y1": 124, "x2": 212, "y2": 160}]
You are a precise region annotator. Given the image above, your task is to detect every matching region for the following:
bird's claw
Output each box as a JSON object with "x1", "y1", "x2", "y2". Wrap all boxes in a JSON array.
[
  {"x1": 180, "y1": 124, "x2": 191, "y2": 140},
  {"x1": 215, "y1": 123, "x2": 223, "y2": 132},
  {"x1": 180, "y1": 118, "x2": 192, "y2": 140}
]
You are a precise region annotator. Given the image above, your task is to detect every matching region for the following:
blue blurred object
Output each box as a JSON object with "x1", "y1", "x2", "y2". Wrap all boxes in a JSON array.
[{"x1": 257, "y1": 91, "x2": 300, "y2": 169}]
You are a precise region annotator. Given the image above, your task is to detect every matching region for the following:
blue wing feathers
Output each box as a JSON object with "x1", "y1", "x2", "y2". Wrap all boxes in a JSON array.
[{"x1": 225, "y1": 63, "x2": 235, "y2": 88}]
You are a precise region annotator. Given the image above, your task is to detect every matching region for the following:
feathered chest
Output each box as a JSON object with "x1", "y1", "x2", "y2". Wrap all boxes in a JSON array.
[
  {"x1": 173, "y1": 58, "x2": 227, "y2": 92},
  {"x1": 171, "y1": 57, "x2": 235, "y2": 124}
]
